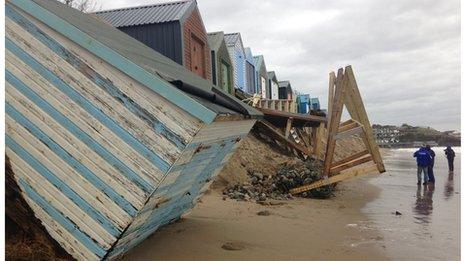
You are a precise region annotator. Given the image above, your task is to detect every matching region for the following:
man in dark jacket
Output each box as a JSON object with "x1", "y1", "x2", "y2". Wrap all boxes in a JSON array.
[
  {"x1": 426, "y1": 145, "x2": 436, "y2": 183},
  {"x1": 444, "y1": 146, "x2": 455, "y2": 172},
  {"x1": 414, "y1": 146, "x2": 432, "y2": 185}
]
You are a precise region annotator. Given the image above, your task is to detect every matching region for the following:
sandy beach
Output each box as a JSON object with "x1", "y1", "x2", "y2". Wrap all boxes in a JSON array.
[{"x1": 122, "y1": 177, "x2": 388, "y2": 261}]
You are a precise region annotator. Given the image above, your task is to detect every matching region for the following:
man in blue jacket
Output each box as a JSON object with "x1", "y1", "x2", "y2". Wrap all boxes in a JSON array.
[
  {"x1": 425, "y1": 145, "x2": 436, "y2": 183},
  {"x1": 413, "y1": 146, "x2": 432, "y2": 185}
]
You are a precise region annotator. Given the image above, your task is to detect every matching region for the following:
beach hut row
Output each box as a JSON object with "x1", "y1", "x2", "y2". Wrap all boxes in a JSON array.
[{"x1": 94, "y1": 0, "x2": 320, "y2": 109}]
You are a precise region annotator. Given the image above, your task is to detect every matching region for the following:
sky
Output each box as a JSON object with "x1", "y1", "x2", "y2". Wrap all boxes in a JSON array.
[{"x1": 98, "y1": 0, "x2": 461, "y2": 131}]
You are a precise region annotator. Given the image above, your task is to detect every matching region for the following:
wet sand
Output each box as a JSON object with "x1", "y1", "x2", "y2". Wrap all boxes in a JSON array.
[
  {"x1": 362, "y1": 147, "x2": 460, "y2": 261},
  {"x1": 122, "y1": 179, "x2": 388, "y2": 261}
]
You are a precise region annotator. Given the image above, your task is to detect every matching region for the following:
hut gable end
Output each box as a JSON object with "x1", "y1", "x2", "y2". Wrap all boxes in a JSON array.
[{"x1": 182, "y1": 7, "x2": 211, "y2": 81}]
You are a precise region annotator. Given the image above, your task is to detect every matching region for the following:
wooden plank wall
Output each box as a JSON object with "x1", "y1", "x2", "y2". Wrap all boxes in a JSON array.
[
  {"x1": 106, "y1": 120, "x2": 256, "y2": 259},
  {"x1": 5, "y1": 4, "x2": 207, "y2": 260}
]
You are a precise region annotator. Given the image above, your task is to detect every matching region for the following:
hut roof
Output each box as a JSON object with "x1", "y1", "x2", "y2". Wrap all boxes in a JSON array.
[
  {"x1": 224, "y1": 33, "x2": 240, "y2": 46},
  {"x1": 94, "y1": 0, "x2": 196, "y2": 27},
  {"x1": 267, "y1": 71, "x2": 278, "y2": 82},
  {"x1": 207, "y1": 31, "x2": 225, "y2": 52},
  {"x1": 253, "y1": 55, "x2": 265, "y2": 71},
  {"x1": 31, "y1": 0, "x2": 260, "y2": 117}
]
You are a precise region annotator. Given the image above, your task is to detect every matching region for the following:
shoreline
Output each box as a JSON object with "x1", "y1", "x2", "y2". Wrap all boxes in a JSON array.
[{"x1": 122, "y1": 177, "x2": 388, "y2": 260}]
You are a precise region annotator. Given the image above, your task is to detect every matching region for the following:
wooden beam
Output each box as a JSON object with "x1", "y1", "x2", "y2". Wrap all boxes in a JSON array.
[
  {"x1": 345, "y1": 66, "x2": 385, "y2": 172},
  {"x1": 327, "y1": 71, "x2": 336, "y2": 129},
  {"x1": 332, "y1": 149, "x2": 369, "y2": 167},
  {"x1": 323, "y1": 68, "x2": 347, "y2": 176},
  {"x1": 338, "y1": 121, "x2": 358, "y2": 133},
  {"x1": 330, "y1": 154, "x2": 373, "y2": 174},
  {"x1": 285, "y1": 117, "x2": 293, "y2": 138},
  {"x1": 256, "y1": 120, "x2": 311, "y2": 157},
  {"x1": 335, "y1": 125, "x2": 364, "y2": 140},
  {"x1": 290, "y1": 163, "x2": 379, "y2": 194}
]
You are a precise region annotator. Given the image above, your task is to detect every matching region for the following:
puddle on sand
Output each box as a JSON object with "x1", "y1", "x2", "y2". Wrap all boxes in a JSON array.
[{"x1": 362, "y1": 147, "x2": 460, "y2": 261}]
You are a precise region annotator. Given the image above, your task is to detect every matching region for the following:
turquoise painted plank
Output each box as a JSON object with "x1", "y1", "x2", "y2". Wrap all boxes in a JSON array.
[
  {"x1": 5, "y1": 67, "x2": 154, "y2": 194},
  {"x1": 114, "y1": 137, "x2": 236, "y2": 256},
  {"x1": 6, "y1": 135, "x2": 120, "y2": 238},
  {"x1": 5, "y1": 5, "x2": 187, "y2": 149},
  {"x1": 6, "y1": 103, "x2": 137, "y2": 217},
  {"x1": 6, "y1": 38, "x2": 170, "y2": 174},
  {"x1": 18, "y1": 178, "x2": 106, "y2": 258},
  {"x1": 9, "y1": 0, "x2": 217, "y2": 124}
]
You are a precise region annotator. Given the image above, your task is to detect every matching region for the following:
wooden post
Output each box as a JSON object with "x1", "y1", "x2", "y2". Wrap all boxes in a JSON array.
[
  {"x1": 323, "y1": 68, "x2": 347, "y2": 177},
  {"x1": 285, "y1": 117, "x2": 293, "y2": 138},
  {"x1": 313, "y1": 123, "x2": 325, "y2": 159},
  {"x1": 327, "y1": 71, "x2": 335, "y2": 130},
  {"x1": 344, "y1": 66, "x2": 385, "y2": 172}
]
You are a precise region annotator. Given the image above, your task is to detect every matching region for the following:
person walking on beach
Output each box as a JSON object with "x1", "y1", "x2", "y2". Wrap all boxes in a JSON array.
[
  {"x1": 414, "y1": 146, "x2": 432, "y2": 185},
  {"x1": 426, "y1": 145, "x2": 436, "y2": 183},
  {"x1": 444, "y1": 146, "x2": 455, "y2": 172}
]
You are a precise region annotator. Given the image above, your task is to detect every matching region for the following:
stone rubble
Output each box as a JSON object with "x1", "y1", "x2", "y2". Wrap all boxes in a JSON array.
[{"x1": 223, "y1": 158, "x2": 336, "y2": 202}]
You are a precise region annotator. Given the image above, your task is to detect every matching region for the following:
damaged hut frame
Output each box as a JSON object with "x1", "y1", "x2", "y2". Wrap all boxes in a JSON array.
[{"x1": 5, "y1": 0, "x2": 261, "y2": 260}]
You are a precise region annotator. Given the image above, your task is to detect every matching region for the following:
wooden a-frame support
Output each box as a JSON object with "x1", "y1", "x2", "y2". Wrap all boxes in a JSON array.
[{"x1": 290, "y1": 66, "x2": 385, "y2": 195}]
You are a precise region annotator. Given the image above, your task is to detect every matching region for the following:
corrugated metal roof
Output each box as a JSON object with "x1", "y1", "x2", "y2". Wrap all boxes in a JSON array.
[
  {"x1": 224, "y1": 33, "x2": 239, "y2": 46},
  {"x1": 94, "y1": 0, "x2": 195, "y2": 27}
]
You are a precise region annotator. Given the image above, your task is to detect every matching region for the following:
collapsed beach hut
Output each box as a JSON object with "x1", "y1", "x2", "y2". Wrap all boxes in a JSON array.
[
  {"x1": 95, "y1": 0, "x2": 212, "y2": 81},
  {"x1": 253, "y1": 55, "x2": 269, "y2": 99},
  {"x1": 244, "y1": 47, "x2": 257, "y2": 94},
  {"x1": 207, "y1": 31, "x2": 234, "y2": 94},
  {"x1": 224, "y1": 33, "x2": 246, "y2": 92},
  {"x1": 5, "y1": 0, "x2": 260, "y2": 260},
  {"x1": 268, "y1": 71, "x2": 279, "y2": 100}
]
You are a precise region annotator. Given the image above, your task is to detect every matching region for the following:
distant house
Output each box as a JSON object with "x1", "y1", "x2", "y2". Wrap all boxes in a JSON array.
[
  {"x1": 267, "y1": 71, "x2": 279, "y2": 100},
  {"x1": 224, "y1": 33, "x2": 246, "y2": 91},
  {"x1": 253, "y1": 55, "x2": 269, "y2": 98},
  {"x1": 244, "y1": 47, "x2": 256, "y2": 94},
  {"x1": 278, "y1": 81, "x2": 293, "y2": 99},
  {"x1": 207, "y1": 31, "x2": 234, "y2": 94},
  {"x1": 95, "y1": 0, "x2": 212, "y2": 81},
  {"x1": 310, "y1": 97, "x2": 320, "y2": 110}
]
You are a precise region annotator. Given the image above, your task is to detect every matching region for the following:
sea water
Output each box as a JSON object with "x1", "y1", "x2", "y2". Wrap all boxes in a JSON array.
[{"x1": 363, "y1": 147, "x2": 460, "y2": 261}]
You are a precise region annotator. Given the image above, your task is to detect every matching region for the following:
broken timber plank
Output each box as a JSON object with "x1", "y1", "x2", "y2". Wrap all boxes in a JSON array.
[
  {"x1": 285, "y1": 117, "x2": 293, "y2": 138},
  {"x1": 290, "y1": 163, "x2": 378, "y2": 194},
  {"x1": 256, "y1": 120, "x2": 311, "y2": 157}
]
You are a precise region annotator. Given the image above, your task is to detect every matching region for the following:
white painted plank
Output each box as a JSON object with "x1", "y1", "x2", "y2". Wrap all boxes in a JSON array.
[
  {"x1": 7, "y1": 154, "x2": 99, "y2": 261},
  {"x1": 6, "y1": 88, "x2": 145, "y2": 208},
  {"x1": 6, "y1": 115, "x2": 130, "y2": 227},
  {"x1": 6, "y1": 24, "x2": 181, "y2": 165},
  {"x1": 7, "y1": 150, "x2": 115, "y2": 249},
  {"x1": 193, "y1": 120, "x2": 256, "y2": 143},
  {"x1": 9, "y1": 10, "x2": 202, "y2": 141},
  {"x1": 6, "y1": 53, "x2": 163, "y2": 184}
]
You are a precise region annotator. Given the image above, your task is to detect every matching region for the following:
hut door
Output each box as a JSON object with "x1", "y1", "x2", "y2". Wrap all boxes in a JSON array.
[
  {"x1": 190, "y1": 34, "x2": 205, "y2": 78},
  {"x1": 220, "y1": 62, "x2": 230, "y2": 93},
  {"x1": 260, "y1": 76, "x2": 266, "y2": 98}
]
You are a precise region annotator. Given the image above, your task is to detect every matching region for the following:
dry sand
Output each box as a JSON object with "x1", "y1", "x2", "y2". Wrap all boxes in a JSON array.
[{"x1": 122, "y1": 177, "x2": 388, "y2": 261}]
